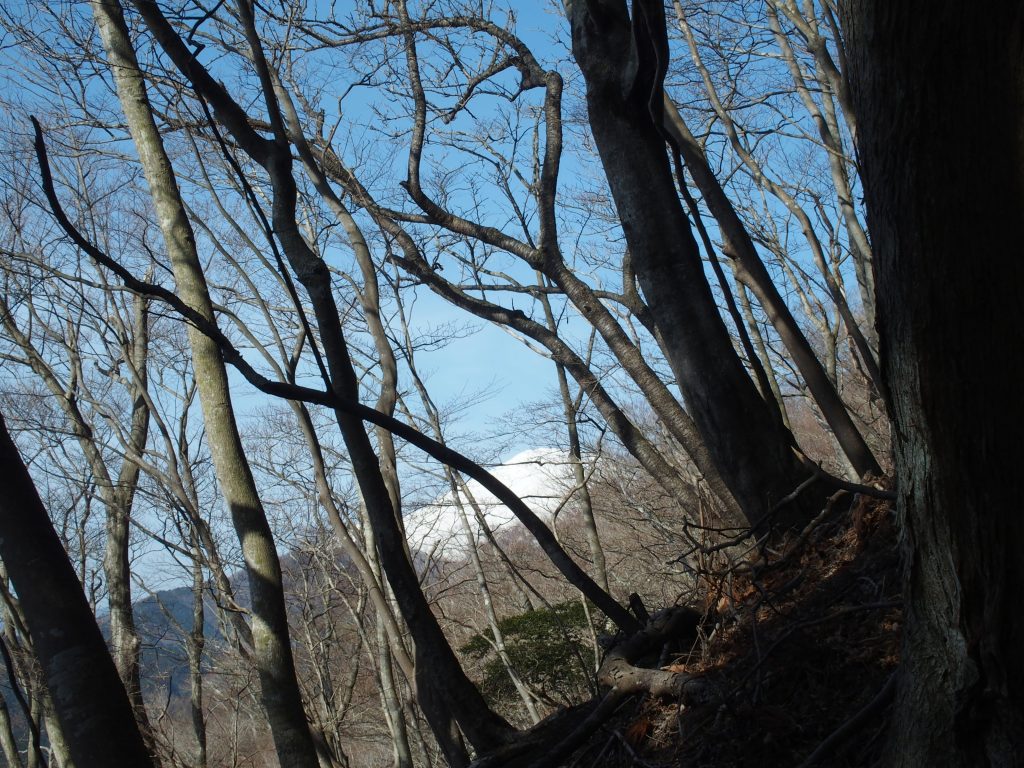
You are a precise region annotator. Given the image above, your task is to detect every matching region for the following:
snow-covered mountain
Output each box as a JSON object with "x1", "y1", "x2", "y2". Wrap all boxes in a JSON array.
[{"x1": 404, "y1": 448, "x2": 577, "y2": 556}]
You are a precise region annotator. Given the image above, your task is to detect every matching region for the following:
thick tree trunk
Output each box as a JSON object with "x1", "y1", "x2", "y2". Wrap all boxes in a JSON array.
[
  {"x1": 566, "y1": 0, "x2": 812, "y2": 528},
  {"x1": 843, "y1": 3, "x2": 1024, "y2": 765},
  {"x1": 0, "y1": 413, "x2": 154, "y2": 768}
]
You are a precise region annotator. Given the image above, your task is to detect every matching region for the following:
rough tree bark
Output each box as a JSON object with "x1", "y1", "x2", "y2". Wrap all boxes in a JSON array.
[{"x1": 842, "y1": 3, "x2": 1024, "y2": 766}]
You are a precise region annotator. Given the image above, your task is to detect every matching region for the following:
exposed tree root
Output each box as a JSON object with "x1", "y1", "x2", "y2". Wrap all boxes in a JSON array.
[
  {"x1": 470, "y1": 606, "x2": 711, "y2": 767},
  {"x1": 597, "y1": 606, "x2": 705, "y2": 698}
]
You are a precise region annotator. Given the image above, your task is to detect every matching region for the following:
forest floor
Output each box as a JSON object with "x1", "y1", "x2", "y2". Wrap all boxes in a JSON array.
[{"x1": 559, "y1": 491, "x2": 902, "y2": 768}]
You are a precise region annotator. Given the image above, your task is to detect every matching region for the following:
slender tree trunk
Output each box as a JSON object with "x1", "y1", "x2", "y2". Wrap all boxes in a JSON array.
[
  {"x1": 452, "y1": 487, "x2": 542, "y2": 724},
  {"x1": 735, "y1": 280, "x2": 790, "y2": 430},
  {"x1": 763, "y1": 1, "x2": 877, "y2": 354},
  {"x1": 0, "y1": 583, "x2": 71, "y2": 768},
  {"x1": 289, "y1": 401, "x2": 415, "y2": 681},
  {"x1": 0, "y1": 413, "x2": 154, "y2": 768},
  {"x1": 393, "y1": 323, "x2": 544, "y2": 724},
  {"x1": 537, "y1": 280, "x2": 610, "y2": 592},
  {"x1": 843, "y1": 3, "x2": 1024, "y2": 765},
  {"x1": 188, "y1": 535, "x2": 208, "y2": 768},
  {"x1": 87, "y1": 3, "x2": 319, "y2": 765},
  {"x1": 375, "y1": 617, "x2": 414, "y2": 768},
  {"x1": 103, "y1": 292, "x2": 156, "y2": 747},
  {"x1": 661, "y1": 98, "x2": 881, "y2": 478},
  {"x1": 43, "y1": 706, "x2": 75, "y2": 768},
  {"x1": 0, "y1": 694, "x2": 23, "y2": 768},
  {"x1": 26, "y1": 698, "x2": 40, "y2": 768}
]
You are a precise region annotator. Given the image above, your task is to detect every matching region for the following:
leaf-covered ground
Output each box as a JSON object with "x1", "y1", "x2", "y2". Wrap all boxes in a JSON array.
[{"x1": 563, "y1": 493, "x2": 901, "y2": 768}]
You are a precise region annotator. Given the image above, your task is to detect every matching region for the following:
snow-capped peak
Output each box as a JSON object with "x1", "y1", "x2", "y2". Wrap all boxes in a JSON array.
[{"x1": 404, "y1": 448, "x2": 577, "y2": 557}]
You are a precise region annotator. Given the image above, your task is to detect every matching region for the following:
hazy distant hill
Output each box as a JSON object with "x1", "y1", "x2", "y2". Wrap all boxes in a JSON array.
[{"x1": 129, "y1": 584, "x2": 224, "y2": 699}]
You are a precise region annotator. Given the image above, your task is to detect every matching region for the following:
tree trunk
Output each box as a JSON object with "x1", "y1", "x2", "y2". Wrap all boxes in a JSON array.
[
  {"x1": 661, "y1": 98, "x2": 881, "y2": 479},
  {"x1": 0, "y1": 413, "x2": 154, "y2": 768},
  {"x1": 0, "y1": 694, "x2": 23, "y2": 768},
  {"x1": 87, "y1": 3, "x2": 320, "y2": 765},
  {"x1": 843, "y1": 3, "x2": 1024, "y2": 765},
  {"x1": 103, "y1": 291, "x2": 156, "y2": 747},
  {"x1": 188, "y1": 534, "x2": 208, "y2": 768},
  {"x1": 566, "y1": 0, "x2": 812, "y2": 528}
]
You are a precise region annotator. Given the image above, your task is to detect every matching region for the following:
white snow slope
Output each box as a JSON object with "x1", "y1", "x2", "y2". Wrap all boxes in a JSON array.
[{"x1": 404, "y1": 448, "x2": 576, "y2": 557}]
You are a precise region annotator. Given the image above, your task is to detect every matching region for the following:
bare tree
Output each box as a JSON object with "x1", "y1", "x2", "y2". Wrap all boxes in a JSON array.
[
  {"x1": 0, "y1": 273, "x2": 157, "y2": 747},
  {"x1": 565, "y1": 0, "x2": 823, "y2": 528},
  {"x1": 0, "y1": 1, "x2": 964, "y2": 765}
]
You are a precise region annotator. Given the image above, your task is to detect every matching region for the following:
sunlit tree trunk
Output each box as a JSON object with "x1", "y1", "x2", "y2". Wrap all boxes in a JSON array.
[
  {"x1": 102, "y1": 291, "x2": 155, "y2": 746},
  {"x1": 87, "y1": 3, "x2": 319, "y2": 765}
]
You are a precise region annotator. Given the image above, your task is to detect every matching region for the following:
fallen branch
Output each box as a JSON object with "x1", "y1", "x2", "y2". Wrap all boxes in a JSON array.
[{"x1": 534, "y1": 608, "x2": 713, "y2": 766}]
